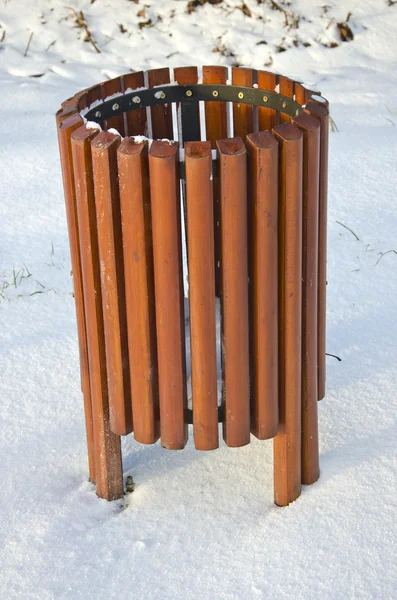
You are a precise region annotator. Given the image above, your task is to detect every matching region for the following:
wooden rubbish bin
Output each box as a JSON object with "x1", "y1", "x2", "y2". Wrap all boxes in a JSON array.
[{"x1": 56, "y1": 66, "x2": 329, "y2": 506}]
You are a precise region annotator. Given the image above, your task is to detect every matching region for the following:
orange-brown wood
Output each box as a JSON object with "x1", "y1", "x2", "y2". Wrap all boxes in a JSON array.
[
  {"x1": 91, "y1": 131, "x2": 133, "y2": 436},
  {"x1": 257, "y1": 70, "x2": 278, "y2": 131},
  {"x1": 57, "y1": 113, "x2": 96, "y2": 483},
  {"x1": 83, "y1": 84, "x2": 106, "y2": 130},
  {"x1": 149, "y1": 141, "x2": 188, "y2": 449},
  {"x1": 279, "y1": 76, "x2": 295, "y2": 124},
  {"x1": 246, "y1": 131, "x2": 279, "y2": 440},
  {"x1": 173, "y1": 66, "x2": 198, "y2": 87},
  {"x1": 272, "y1": 122, "x2": 303, "y2": 506},
  {"x1": 202, "y1": 65, "x2": 228, "y2": 148},
  {"x1": 123, "y1": 71, "x2": 147, "y2": 137},
  {"x1": 102, "y1": 76, "x2": 125, "y2": 135},
  {"x1": 86, "y1": 83, "x2": 104, "y2": 109},
  {"x1": 185, "y1": 142, "x2": 219, "y2": 451},
  {"x1": 294, "y1": 82, "x2": 308, "y2": 107},
  {"x1": 293, "y1": 112, "x2": 321, "y2": 485},
  {"x1": 56, "y1": 105, "x2": 78, "y2": 125},
  {"x1": 217, "y1": 137, "x2": 250, "y2": 448},
  {"x1": 148, "y1": 67, "x2": 173, "y2": 140},
  {"x1": 232, "y1": 67, "x2": 257, "y2": 139},
  {"x1": 71, "y1": 125, "x2": 123, "y2": 500},
  {"x1": 202, "y1": 65, "x2": 228, "y2": 295},
  {"x1": 117, "y1": 138, "x2": 160, "y2": 444},
  {"x1": 310, "y1": 93, "x2": 329, "y2": 108},
  {"x1": 305, "y1": 101, "x2": 329, "y2": 401},
  {"x1": 76, "y1": 89, "x2": 89, "y2": 111}
]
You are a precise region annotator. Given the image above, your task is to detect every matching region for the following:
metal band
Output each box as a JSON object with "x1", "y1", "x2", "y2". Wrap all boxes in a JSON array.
[{"x1": 83, "y1": 83, "x2": 304, "y2": 123}]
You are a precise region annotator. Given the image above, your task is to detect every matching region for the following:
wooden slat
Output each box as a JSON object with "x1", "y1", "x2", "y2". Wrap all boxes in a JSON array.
[
  {"x1": 117, "y1": 138, "x2": 160, "y2": 445},
  {"x1": 71, "y1": 125, "x2": 123, "y2": 500},
  {"x1": 173, "y1": 66, "x2": 200, "y2": 143},
  {"x1": 279, "y1": 75, "x2": 295, "y2": 124},
  {"x1": 83, "y1": 84, "x2": 106, "y2": 130},
  {"x1": 202, "y1": 65, "x2": 228, "y2": 148},
  {"x1": 147, "y1": 67, "x2": 173, "y2": 140},
  {"x1": 149, "y1": 141, "x2": 187, "y2": 449},
  {"x1": 123, "y1": 71, "x2": 147, "y2": 137},
  {"x1": 305, "y1": 101, "x2": 329, "y2": 401},
  {"x1": 257, "y1": 70, "x2": 278, "y2": 131},
  {"x1": 232, "y1": 67, "x2": 257, "y2": 140},
  {"x1": 293, "y1": 112, "x2": 321, "y2": 485},
  {"x1": 56, "y1": 105, "x2": 78, "y2": 125},
  {"x1": 294, "y1": 82, "x2": 308, "y2": 107},
  {"x1": 202, "y1": 65, "x2": 228, "y2": 296},
  {"x1": 217, "y1": 137, "x2": 250, "y2": 447},
  {"x1": 185, "y1": 142, "x2": 219, "y2": 451},
  {"x1": 57, "y1": 113, "x2": 96, "y2": 484},
  {"x1": 86, "y1": 83, "x2": 104, "y2": 108},
  {"x1": 91, "y1": 131, "x2": 133, "y2": 436},
  {"x1": 102, "y1": 76, "x2": 125, "y2": 135},
  {"x1": 76, "y1": 89, "x2": 89, "y2": 111},
  {"x1": 272, "y1": 122, "x2": 303, "y2": 506},
  {"x1": 246, "y1": 131, "x2": 279, "y2": 440}
]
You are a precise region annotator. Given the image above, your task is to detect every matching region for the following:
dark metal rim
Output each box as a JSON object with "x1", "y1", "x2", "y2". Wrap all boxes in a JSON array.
[{"x1": 82, "y1": 83, "x2": 304, "y2": 123}]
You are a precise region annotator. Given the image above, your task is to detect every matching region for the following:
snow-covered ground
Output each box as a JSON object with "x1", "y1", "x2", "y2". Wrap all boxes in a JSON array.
[{"x1": 1, "y1": 1, "x2": 397, "y2": 598}]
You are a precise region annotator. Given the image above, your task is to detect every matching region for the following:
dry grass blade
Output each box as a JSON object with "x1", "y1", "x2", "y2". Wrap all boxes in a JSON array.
[
  {"x1": 336, "y1": 220, "x2": 359, "y2": 240},
  {"x1": 375, "y1": 250, "x2": 397, "y2": 266},
  {"x1": 65, "y1": 6, "x2": 101, "y2": 53},
  {"x1": 24, "y1": 31, "x2": 34, "y2": 56}
]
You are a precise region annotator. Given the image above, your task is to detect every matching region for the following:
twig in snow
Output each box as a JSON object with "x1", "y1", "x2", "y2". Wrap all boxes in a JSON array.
[
  {"x1": 0, "y1": 29, "x2": 5, "y2": 43},
  {"x1": 330, "y1": 115, "x2": 339, "y2": 132},
  {"x1": 45, "y1": 40, "x2": 56, "y2": 51},
  {"x1": 326, "y1": 353, "x2": 342, "y2": 362},
  {"x1": 24, "y1": 31, "x2": 34, "y2": 56},
  {"x1": 65, "y1": 7, "x2": 101, "y2": 53},
  {"x1": 267, "y1": 0, "x2": 299, "y2": 28},
  {"x1": 375, "y1": 249, "x2": 397, "y2": 266},
  {"x1": 336, "y1": 220, "x2": 360, "y2": 241}
]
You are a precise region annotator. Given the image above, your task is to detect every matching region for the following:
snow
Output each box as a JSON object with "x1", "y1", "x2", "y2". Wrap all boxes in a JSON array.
[
  {"x1": 85, "y1": 120, "x2": 102, "y2": 131},
  {"x1": 1, "y1": 1, "x2": 397, "y2": 598}
]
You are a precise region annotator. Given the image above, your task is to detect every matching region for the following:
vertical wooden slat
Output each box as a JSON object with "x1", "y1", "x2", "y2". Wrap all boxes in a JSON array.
[
  {"x1": 148, "y1": 67, "x2": 174, "y2": 140},
  {"x1": 57, "y1": 113, "x2": 96, "y2": 484},
  {"x1": 246, "y1": 131, "x2": 279, "y2": 440},
  {"x1": 185, "y1": 141, "x2": 219, "y2": 451},
  {"x1": 71, "y1": 125, "x2": 123, "y2": 500},
  {"x1": 279, "y1": 76, "x2": 295, "y2": 124},
  {"x1": 217, "y1": 137, "x2": 250, "y2": 448},
  {"x1": 272, "y1": 122, "x2": 303, "y2": 506},
  {"x1": 305, "y1": 101, "x2": 329, "y2": 401},
  {"x1": 91, "y1": 131, "x2": 133, "y2": 436},
  {"x1": 202, "y1": 65, "x2": 228, "y2": 148},
  {"x1": 257, "y1": 70, "x2": 278, "y2": 131},
  {"x1": 232, "y1": 67, "x2": 257, "y2": 140},
  {"x1": 102, "y1": 76, "x2": 125, "y2": 135},
  {"x1": 173, "y1": 66, "x2": 200, "y2": 143},
  {"x1": 86, "y1": 83, "x2": 105, "y2": 109},
  {"x1": 56, "y1": 105, "x2": 78, "y2": 125},
  {"x1": 123, "y1": 71, "x2": 147, "y2": 137},
  {"x1": 294, "y1": 82, "x2": 308, "y2": 107},
  {"x1": 202, "y1": 66, "x2": 228, "y2": 296},
  {"x1": 149, "y1": 141, "x2": 187, "y2": 449},
  {"x1": 77, "y1": 89, "x2": 89, "y2": 112},
  {"x1": 293, "y1": 112, "x2": 321, "y2": 485},
  {"x1": 117, "y1": 139, "x2": 160, "y2": 445}
]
